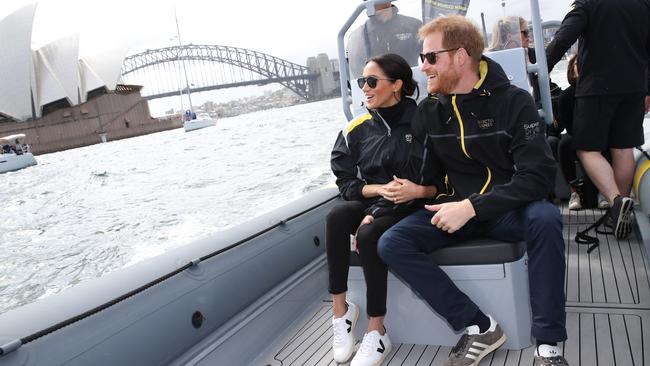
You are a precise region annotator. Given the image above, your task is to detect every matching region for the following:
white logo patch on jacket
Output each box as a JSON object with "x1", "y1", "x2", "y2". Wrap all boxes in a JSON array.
[
  {"x1": 523, "y1": 121, "x2": 541, "y2": 141},
  {"x1": 395, "y1": 33, "x2": 413, "y2": 41},
  {"x1": 477, "y1": 119, "x2": 494, "y2": 129}
]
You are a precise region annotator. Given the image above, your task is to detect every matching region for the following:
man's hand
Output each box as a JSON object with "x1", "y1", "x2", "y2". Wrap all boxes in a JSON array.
[
  {"x1": 645, "y1": 95, "x2": 650, "y2": 114},
  {"x1": 425, "y1": 199, "x2": 476, "y2": 234}
]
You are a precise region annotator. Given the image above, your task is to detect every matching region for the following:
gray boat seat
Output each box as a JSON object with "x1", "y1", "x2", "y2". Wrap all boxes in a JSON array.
[
  {"x1": 349, "y1": 238, "x2": 525, "y2": 267},
  {"x1": 346, "y1": 237, "x2": 532, "y2": 350}
]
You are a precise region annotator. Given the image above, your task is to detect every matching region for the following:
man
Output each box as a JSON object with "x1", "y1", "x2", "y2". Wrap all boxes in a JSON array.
[
  {"x1": 546, "y1": 0, "x2": 650, "y2": 239},
  {"x1": 377, "y1": 16, "x2": 568, "y2": 366},
  {"x1": 346, "y1": 1, "x2": 422, "y2": 79}
]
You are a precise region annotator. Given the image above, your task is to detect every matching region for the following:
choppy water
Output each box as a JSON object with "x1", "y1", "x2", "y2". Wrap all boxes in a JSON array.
[{"x1": 0, "y1": 99, "x2": 345, "y2": 314}]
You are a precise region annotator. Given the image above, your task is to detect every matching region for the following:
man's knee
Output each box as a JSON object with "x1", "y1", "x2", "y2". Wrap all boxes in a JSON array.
[
  {"x1": 610, "y1": 147, "x2": 635, "y2": 163},
  {"x1": 377, "y1": 230, "x2": 401, "y2": 264},
  {"x1": 577, "y1": 149, "x2": 602, "y2": 161},
  {"x1": 526, "y1": 201, "x2": 562, "y2": 229}
]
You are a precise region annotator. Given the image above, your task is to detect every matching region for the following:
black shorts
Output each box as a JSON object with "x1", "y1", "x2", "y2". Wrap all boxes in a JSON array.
[{"x1": 573, "y1": 93, "x2": 645, "y2": 151}]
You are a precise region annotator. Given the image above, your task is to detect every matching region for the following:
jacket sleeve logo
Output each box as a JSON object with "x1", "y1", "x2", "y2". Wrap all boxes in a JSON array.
[
  {"x1": 523, "y1": 121, "x2": 541, "y2": 140},
  {"x1": 405, "y1": 134, "x2": 413, "y2": 143}
]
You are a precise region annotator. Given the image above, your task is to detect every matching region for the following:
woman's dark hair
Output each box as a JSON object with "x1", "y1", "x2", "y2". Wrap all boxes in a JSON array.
[
  {"x1": 367, "y1": 53, "x2": 419, "y2": 99},
  {"x1": 567, "y1": 54, "x2": 578, "y2": 86}
]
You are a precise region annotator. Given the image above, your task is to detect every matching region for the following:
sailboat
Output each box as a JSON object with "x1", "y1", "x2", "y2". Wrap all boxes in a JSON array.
[
  {"x1": 173, "y1": 8, "x2": 216, "y2": 133},
  {"x1": 183, "y1": 112, "x2": 216, "y2": 132},
  {"x1": 1, "y1": 0, "x2": 649, "y2": 365}
]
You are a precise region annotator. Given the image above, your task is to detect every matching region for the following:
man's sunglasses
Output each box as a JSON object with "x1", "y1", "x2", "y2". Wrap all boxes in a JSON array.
[
  {"x1": 356, "y1": 76, "x2": 395, "y2": 89},
  {"x1": 419, "y1": 47, "x2": 462, "y2": 65}
]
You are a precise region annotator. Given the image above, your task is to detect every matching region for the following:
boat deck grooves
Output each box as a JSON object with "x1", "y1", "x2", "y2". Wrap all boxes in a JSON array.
[
  {"x1": 261, "y1": 205, "x2": 650, "y2": 365},
  {"x1": 268, "y1": 305, "x2": 649, "y2": 366}
]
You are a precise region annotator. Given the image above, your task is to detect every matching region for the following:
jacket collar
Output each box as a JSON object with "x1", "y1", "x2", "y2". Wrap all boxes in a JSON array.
[
  {"x1": 368, "y1": 97, "x2": 416, "y2": 126},
  {"x1": 433, "y1": 56, "x2": 511, "y2": 106}
]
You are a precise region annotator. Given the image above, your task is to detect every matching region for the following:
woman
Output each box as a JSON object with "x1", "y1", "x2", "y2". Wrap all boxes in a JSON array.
[
  {"x1": 328, "y1": 53, "x2": 437, "y2": 366},
  {"x1": 487, "y1": 16, "x2": 528, "y2": 52},
  {"x1": 558, "y1": 54, "x2": 582, "y2": 209}
]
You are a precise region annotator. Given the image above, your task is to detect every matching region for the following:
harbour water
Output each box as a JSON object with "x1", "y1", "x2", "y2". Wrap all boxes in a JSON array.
[{"x1": 0, "y1": 98, "x2": 344, "y2": 315}]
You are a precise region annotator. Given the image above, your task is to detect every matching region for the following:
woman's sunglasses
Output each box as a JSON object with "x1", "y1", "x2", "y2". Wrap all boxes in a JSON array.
[
  {"x1": 419, "y1": 47, "x2": 462, "y2": 65},
  {"x1": 356, "y1": 76, "x2": 395, "y2": 89}
]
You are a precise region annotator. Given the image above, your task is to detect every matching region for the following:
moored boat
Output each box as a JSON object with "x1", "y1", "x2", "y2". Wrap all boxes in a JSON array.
[
  {"x1": 0, "y1": 134, "x2": 37, "y2": 174},
  {"x1": 183, "y1": 113, "x2": 216, "y2": 132}
]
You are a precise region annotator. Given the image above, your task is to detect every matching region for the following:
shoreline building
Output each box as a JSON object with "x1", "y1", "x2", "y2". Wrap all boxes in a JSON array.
[{"x1": 0, "y1": 4, "x2": 180, "y2": 155}]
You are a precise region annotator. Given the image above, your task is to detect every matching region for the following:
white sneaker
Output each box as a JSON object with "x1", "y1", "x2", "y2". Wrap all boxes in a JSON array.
[
  {"x1": 534, "y1": 344, "x2": 568, "y2": 365},
  {"x1": 332, "y1": 302, "x2": 359, "y2": 363},
  {"x1": 598, "y1": 193, "x2": 610, "y2": 209},
  {"x1": 351, "y1": 330, "x2": 392, "y2": 366},
  {"x1": 568, "y1": 192, "x2": 582, "y2": 210}
]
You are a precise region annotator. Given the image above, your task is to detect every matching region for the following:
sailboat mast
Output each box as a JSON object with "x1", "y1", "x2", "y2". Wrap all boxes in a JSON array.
[{"x1": 175, "y1": 8, "x2": 194, "y2": 113}]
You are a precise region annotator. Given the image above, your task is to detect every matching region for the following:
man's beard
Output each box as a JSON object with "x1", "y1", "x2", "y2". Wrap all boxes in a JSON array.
[{"x1": 429, "y1": 67, "x2": 462, "y2": 95}]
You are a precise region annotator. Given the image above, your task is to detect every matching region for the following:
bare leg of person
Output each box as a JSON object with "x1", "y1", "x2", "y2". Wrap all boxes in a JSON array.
[
  {"x1": 610, "y1": 148, "x2": 635, "y2": 198},
  {"x1": 333, "y1": 292, "x2": 347, "y2": 317},
  {"x1": 578, "y1": 150, "x2": 620, "y2": 204},
  {"x1": 368, "y1": 316, "x2": 385, "y2": 334}
]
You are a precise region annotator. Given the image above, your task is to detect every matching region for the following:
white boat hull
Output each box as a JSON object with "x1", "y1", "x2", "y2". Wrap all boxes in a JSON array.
[
  {"x1": 0, "y1": 153, "x2": 37, "y2": 173},
  {"x1": 184, "y1": 117, "x2": 216, "y2": 132}
]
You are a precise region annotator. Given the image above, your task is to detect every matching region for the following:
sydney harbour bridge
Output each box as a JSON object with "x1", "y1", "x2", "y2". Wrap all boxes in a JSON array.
[{"x1": 120, "y1": 44, "x2": 339, "y2": 101}]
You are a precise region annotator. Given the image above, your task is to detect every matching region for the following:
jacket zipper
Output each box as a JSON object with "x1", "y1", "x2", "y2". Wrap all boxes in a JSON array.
[
  {"x1": 451, "y1": 95, "x2": 492, "y2": 194},
  {"x1": 376, "y1": 112, "x2": 392, "y2": 136}
]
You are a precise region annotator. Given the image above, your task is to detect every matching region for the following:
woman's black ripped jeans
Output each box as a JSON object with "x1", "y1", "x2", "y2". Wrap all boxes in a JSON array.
[{"x1": 326, "y1": 200, "x2": 408, "y2": 317}]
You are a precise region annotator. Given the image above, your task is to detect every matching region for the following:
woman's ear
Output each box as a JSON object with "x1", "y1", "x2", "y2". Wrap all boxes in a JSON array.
[{"x1": 393, "y1": 79, "x2": 403, "y2": 93}]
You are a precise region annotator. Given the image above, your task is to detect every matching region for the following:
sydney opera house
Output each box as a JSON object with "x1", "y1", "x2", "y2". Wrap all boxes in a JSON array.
[{"x1": 0, "y1": 4, "x2": 179, "y2": 154}]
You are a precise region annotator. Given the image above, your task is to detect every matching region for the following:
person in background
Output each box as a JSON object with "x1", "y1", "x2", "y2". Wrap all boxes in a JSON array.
[
  {"x1": 346, "y1": 1, "x2": 422, "y2": 79},
  {"x1": 558, "y1": 54, "x2": 583, "y2": 210},
  {"x1": 546, "y1": 0, "x2": 650, "y2": 239},
  {"x1": 487, "y1": 16, "x2": 527, "y2": 52},
  {"x1": 328, "y1": 53, "x2": 438, "y2": 366},
  {"x1": 378, "y1": 16, "x2": 568, "y2": 366},
  {"x1": 558, "y1": 54, "x2": 610, "y2": 210}
]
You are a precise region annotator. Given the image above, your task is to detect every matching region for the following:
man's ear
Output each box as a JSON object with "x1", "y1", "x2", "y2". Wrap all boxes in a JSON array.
[{"x1": 455, "y1": 48, "x2": 470, "y2": 66}]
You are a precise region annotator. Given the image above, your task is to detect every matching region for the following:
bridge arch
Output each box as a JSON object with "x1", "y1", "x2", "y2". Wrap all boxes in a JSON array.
[{"x1": 120, "y1": 45, "x2": 320, "y2": 100}]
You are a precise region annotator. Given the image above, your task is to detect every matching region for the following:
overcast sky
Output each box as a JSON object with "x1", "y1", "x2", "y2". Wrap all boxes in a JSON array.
[
  {"x1": 0, "y1": 0, "x2": 575, "y2": 115},
  {"x1": 1, "y1": 0, "x2": 574, "y2": 64}
]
